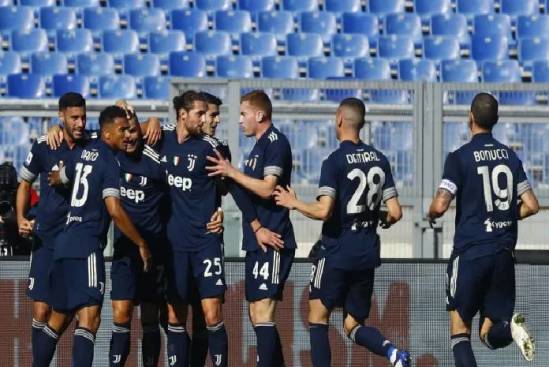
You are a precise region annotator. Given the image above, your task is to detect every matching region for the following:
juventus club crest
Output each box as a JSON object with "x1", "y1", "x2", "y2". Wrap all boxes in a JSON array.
[{"x1": 187, "y1": 154, "x2": 197, "y2": 171}]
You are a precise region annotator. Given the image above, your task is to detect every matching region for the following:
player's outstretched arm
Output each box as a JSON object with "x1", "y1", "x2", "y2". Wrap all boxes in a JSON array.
[
  {"x1": 206, "y1": 150, "x2": 278, "y2": 199},
  {"x1": 428, "y1": 188, "x2": 454, "y2": 221},
  {"x1": 518, "y1": 189, "x2": 540, "y2": 220},
  {"x1": 15, "y1": 180, "x2": 34, "y2": 237},
  {"x1": 105, "y1": 196, "x2": 152, "y2": 272},
  {"x1": 380, "y1": 197, "x2": 402, "y2": 229},
  {"x1": 274, "y1": 185, "x2": 335, "y2": 221}
]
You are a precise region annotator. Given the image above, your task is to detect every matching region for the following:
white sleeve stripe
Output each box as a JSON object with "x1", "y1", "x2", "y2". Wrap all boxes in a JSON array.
[
  {"x1": 102, "y1": 188, "x2": 120, "y2": 199},
  {"x1": 318, "y1": 186, "x2": 336, "y2": 198},
  {"x1": 264, "y1": 166, "x2": 283, "y2": 177},
  {"x1": 439, "y1": 179, "x2": 457, "y2": 195},
  {"x1": 143, "y1": 145, "x2": 159, "y2": 157},
  {"x1": 37, "y1": 135, "x2": 47, "y2": 143},
  {"x1": 162, "y1": 124, "x2": 175, "y2": 131},
  {"x1": 517, "y1": 180, "x2": 531, "y2": 196},
  {"x1": 382, "y1": 187, "x2": 398, "y2": 201},
  {"x1": 143, "y1": 149, "x2": 160, "y2": 164},
  {"x1": 18, "y1": 166, "x2": 36, "y2": 182}
]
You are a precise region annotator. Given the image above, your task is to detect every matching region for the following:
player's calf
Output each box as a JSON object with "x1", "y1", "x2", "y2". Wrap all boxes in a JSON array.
[
  {"x1": 141, "y1": 302, "x2": 162, "y2": 367},
  {"x1": 110, "y1": 300, "x2": 134, "y2": 366},
  {"x1": 202, "y1": 298, "x2": 228, "y2": 367}
]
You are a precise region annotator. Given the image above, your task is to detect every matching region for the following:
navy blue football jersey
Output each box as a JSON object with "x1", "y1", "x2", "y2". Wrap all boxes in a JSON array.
[
  {"x1": 318, "y1": 140, "x2": 397, "y2": 270},
  {"x1": 241, "y1": 125, "x2": 296, "y2": 251},
  {"x1": 159, "y1": 129, "x2": 222, "y2": 252},
  {"x1": 115, "y1": 144, "x2": 165, "y2": 241},
  {"x1": 441, "y1": 133, "x2": 531, "y2": 255},
  {"x1": 19, "y1": 133, "x2": 96, "y2": 246},
  {"x1": 54, "y1": 139, "x2": 121, "y2": 259}
]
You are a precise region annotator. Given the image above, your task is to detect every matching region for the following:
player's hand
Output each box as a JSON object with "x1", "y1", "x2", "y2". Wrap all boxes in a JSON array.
[
  {"x1": 207, "y1": 208, "x2": 224, "y2": 234},
  {"x1": 115, "y1": 99, "x2": 137, "y2": 122},
  {"x1": 47, "y1": 161, "x2": 64, "y2": 186},
  {"x1": 18, "y1": 218, "x2": 34, "y2": 238},
  {"x1": 273, "y1": 185, "x2": 297, "y2": 209},
  {"x1": 143, "y1": 117, "x2": 162, "y2": 146},
  {"x1": 378, "y1": 210, "x2": 392, "y2": 229},
  {"x1": 46, "y1": 125, "x2": 64, "y2": 150},
  {"x1": 426, "y1": 215, "x2": 437, "y2": 228},
  {"x1": 139, "y1": 244, "x2": 153, "y2": 272},
  {"x1": 255, "y1": 227, "x2": 284, "y2": 252},
  {"x1": 206, "y1": 149, "x2": 235, "y2": 178}
]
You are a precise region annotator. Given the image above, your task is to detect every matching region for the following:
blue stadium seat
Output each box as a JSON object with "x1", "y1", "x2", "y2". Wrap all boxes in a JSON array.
[
  {"x1": 99, "y1": 75, "x2": 136, "y2": 99},
  {"x1": 216, "y1": 55, "x2": 253, "y2": 77},
  {"x1": 456, "y1": 0, "x2": 493, "y2": 16},
  {"x1": 11, "y1": 29, "x2": 48, "y2": 54},
  {"x1": 500, "y1": 0, "x2": 538, "y2": 16},
  {"x1": 124, "y1": 54, "x2": 160, "y2": 77},
  {"x1": 102, "y1": 30, "x2": 139, "y2": 54},
  {"x1": 0, "y1": 118, "x2": 29, "y2": 145},
  {"x1": 152, "y1": 0, "x2": 189, "y2": 10},
  {"x1": 440, "y1": 60, "x2": 478, "y2": 82},
  {"x1": 332, "y1": 34, "x2": 369, "y2": 58},
  {"x1": 130, "y1": 8, "x2": 167, "y2": 33},
  {"x1": 56, "y1": 29, "x2": 94, "y2": 54},
  {"x1": 77, "y1": 53, "x2": 115, "y2": 76},
  {"x1": 519, "y1": 37, "x2": 549, "y2": 64},
  {"x1": 377, "y1": 35, "x2": 415, "y2": 59},
  {"x1": 300, "y1": 11, "x2": 337, "y2": 42},
  {"x1": 108, "y1": 0, "x2": 145, "y2": 10},
  {"x1": 286, "y1": 33, "x2": 323, "y2": 57},
  {"x1": 195, "y1": 0, "x2": 231, "y2": 11},
  {"x1": 0, "y1": 6, "x2": 34, "y2": 33},
  {"x1": 52, "y1": 74, "x2": 89, "y2": 97},
  {"x1": 308, "y1": 57, "x2": 344, "y2": 79},
  {"x1": 398, "y1": 59, "x2": 436, "y2": 81},
  {"x1": 354, "y1": 58, "x2": 391, "y2": 80},
  {"x1": 341, "y1": 12, "x2": 378, "y2": 40},
  {"x1": 149, "y1": 31, "x2": 186, "y2": 54},
  {"x1": 171, "y1": 9, "x2": 208, "y2": 41},
  {"x1": 423, "y1": 36, "x2": 460, "y2": 61},
  {"x1": 7, "y1": 74, "x2": 45, "y2": 98},
  {"x1": 282, "y1": 0, "x2": 317, "y2": 11},
  {"x1": 240, "y1": 32, "x2": 277, "y2": 57},
  {"x1": 474, "y1": 14, "x2": 511, "y2": 37},
  {"x1": 517, "y1": 15, "x2": 549, "y2": 39},
  {"x1": 21, "y1": 0, "x2": 55, "y2": 5},
  {"x1": 532, "y1": 60, "x2": 549, "y2": 82},
  {"x1": 482, "y1": 60, "x2": 521, "y2": 82},
  {"x1": 83, "y1": 7, "x2": 120, "y2": 32},
  {"x1": 261, "y1": 56, "x2": 298, "y2": 78},
  {"x1": 257, "y1": 11, "x2": 294, "y2": 38},
  {"x1": 40, "y1": 7, "x2": 77, "y2": 31},
  {"x1": 325, "y1": 0, "x2": 361, "y2": 13},
  {"x1": 169, "y1": 51, "x2": 206, "y2": 76},
  {"x1": 471, "y1": 35, "x2": 509, "y2": 61},
  {"x1": 430, "y1": 13, "x2": 469, "y2": 45},
  {"x1": 215, "y1": 10, "x2": 252, "y2": 34},
  {"x1": 31, "y1": 52, "x2": 68, "y2": 76},
  {"x1": 0, "y1": 0, "x2": 10, "y2": 5},
  {"x1": 144, "y1": 76, "x2": 169, "y2": 99},
  {"x1": 194, "y1": 31, "x2": 232, "y2": 57},
  {"x1": 414, "y1": 0, "x2": 451, "y2": 16},
  {"x1": 281, "y1": 89, "x2": 320, "y2": 101},
  {"x1": 238, "y1": 0, "x2": 274, "y2": 13},
  {"x1": 64, "y1": 0, "x2": 99, "y2": 6},
  {"x1": 385, "y1": 13, "x2": 422, "y2": 41},
  {"x1": 0, "y1": 52, "x2": 21, "y2": 76},
  {"x1": 368, "y1": 0, "x2": 404, "y2": 14}
]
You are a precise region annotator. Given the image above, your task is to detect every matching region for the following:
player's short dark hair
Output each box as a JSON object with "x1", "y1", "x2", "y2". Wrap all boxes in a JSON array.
[
  {"x1": 58, "y1": 92, "x2": 85, "y2": 111},
  {"x1": 201, "y1": 92, "x2": 222, "y2": 106},
  {"x1": 241, "y1": 90, "x2": 272, "y2": 120},
  {"x1": 99, "y1": 105, "x2": 127, "y2": 129},
  {"x1": 173, "y1": 90, "x2": 207, "y2": 118},
  {"x1": 339, "y1": 97, "x2": 366, "y2": 129},
  {"x1": 470, "y1": 93, "x2": 498, "y2": 130}
]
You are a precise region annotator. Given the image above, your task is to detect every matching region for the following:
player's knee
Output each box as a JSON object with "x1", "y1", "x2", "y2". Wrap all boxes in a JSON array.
[
  {"x1": 250, "y1": 300, "x2": 275, "y2": 324},
  {"x1": 112, "y1": 305, "x2": 132, "y2": 324},
  {"x1": 202, "y1": 304, "x2": 223, "y2": 326},
  {"x1": 33, "y1": 304, "x2": 51, "y2": 322},
  {"x1": 79, "y1": 314, "x2": 101, "y2": 333},
  {"x1": 343, "y1": 317, "x2": 359, "y2": 337}
]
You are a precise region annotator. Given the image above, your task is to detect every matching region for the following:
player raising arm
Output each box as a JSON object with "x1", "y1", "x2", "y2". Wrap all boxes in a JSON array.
[{"x1": 274, "y1": 98, "x2": 410, "y2": 367}]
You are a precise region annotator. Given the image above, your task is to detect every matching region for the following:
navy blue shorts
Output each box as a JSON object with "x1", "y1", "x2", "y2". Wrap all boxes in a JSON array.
[
  {"x1": 245, "y1": 248, "x2": 295, "y2": 302},
  {"x1": 49, "y1": 250, "x2": 106, "y2": 313},
  {"x1": 309, "y1": 257, "x2": 375, "y2": 323},
  {"x1": 166, "y1": 244, "x2": 226, "y2": 304},
  {"x1": 28, "y1": 238, "x2": 54, "y2": 302},
  {"x1": 111, "y1": 236, "x2": 167, "y2": 303},
  {"x1": 446, "y1": 249, "x2": 515, "y2": 324}
]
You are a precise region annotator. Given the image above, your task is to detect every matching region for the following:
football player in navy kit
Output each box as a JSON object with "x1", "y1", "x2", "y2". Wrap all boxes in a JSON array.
[
  {"x1": 274, "y1": 98, "x2": 411, "y2": 367},
  {"x1": 33, "y1": 106, "x2": 152, "y2": 367},
  {"x1": 428, "y1": 93, "x2": 540, "y2": 366}
]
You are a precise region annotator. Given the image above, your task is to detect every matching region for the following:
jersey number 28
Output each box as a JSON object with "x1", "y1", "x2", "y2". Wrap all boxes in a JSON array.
[{"x1": 346, "y1": 167, "x2": 386, "y2": 214}]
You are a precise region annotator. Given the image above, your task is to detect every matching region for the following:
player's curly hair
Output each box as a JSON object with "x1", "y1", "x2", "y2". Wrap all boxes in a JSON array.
[{"x1": 173, "y1": 90, "x2": 207, "y2": 119}]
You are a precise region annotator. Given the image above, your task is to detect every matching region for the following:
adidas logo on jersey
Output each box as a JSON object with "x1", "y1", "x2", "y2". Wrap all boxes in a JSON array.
[
  {"x1": 259, "y1": 283, "x2": 268, "y2": 291},
  {"x1": 268, "y1": 131, "x2": 278, "y2": 143},
  {"x1": 121, "y1": 186, "x2": 145, "y2": 203},
  {"x1": 216, "y1": 279, "x2": 224, "y2": 286},
  {"x1": 167, "y1": 174, "x2": 192, "y2": 191}
]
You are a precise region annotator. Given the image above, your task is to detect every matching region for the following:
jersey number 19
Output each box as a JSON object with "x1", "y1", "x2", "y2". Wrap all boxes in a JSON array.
[{"x1": 477, "y1": 164, "x2": 513, "y2": 212}]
